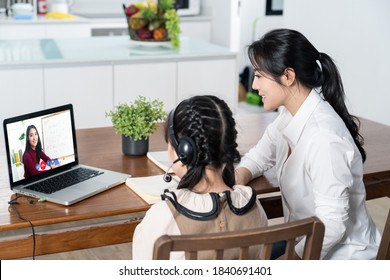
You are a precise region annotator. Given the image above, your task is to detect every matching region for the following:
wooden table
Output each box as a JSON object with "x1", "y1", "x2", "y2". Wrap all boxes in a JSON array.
[{"x1": 0, "y1": 112, "x2": 389, "y2": 259}]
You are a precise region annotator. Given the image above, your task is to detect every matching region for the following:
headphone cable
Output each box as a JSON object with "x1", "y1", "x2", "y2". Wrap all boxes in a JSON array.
[{"x1": 8, "y1": 197, "x2": 36, "y2": 260}]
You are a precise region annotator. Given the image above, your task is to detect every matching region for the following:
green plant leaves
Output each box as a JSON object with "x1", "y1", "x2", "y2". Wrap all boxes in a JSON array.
[{"x1": 106, "y1": 96, "x2": 167, "y2": 140}]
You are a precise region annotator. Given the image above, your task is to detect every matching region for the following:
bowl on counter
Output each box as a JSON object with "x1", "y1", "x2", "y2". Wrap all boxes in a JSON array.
[{"x1": 11, "y1": 3, "x2": 34, "y2": 20}]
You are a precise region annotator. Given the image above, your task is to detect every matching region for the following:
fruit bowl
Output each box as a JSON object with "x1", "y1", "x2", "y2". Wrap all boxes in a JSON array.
[
  {"x1": 122, "y1": 1, "x2": 180, "y2": 49},
  {"x1": 126, "y1": 17, "x2": 170, "y2": 42}
]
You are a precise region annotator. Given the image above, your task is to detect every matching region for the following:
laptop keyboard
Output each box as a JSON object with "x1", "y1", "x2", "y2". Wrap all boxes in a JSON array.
[{"x1": 25, "y1": 167, "x2": 104, "y2": 194}]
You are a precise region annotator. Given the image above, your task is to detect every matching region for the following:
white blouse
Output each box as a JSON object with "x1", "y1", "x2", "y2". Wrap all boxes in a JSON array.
[{"x1": 238, "y1": 89, "x2": 381, "y2": 259}]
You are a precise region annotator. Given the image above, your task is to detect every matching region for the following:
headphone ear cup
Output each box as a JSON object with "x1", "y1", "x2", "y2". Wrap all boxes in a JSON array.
[{"x1": 177, "y1": 136, "x2": 196, "y2": 166}]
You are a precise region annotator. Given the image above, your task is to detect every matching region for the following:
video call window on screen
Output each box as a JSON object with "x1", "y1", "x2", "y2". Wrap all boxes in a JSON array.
[{"x1": 5, "y1": 109, "x2": 76, "y2": 183}]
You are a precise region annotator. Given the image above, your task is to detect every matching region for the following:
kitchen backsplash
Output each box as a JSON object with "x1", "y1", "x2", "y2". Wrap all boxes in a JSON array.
[
  {"x1": 70, "y1": 0, "x2": 206, "y2": 16},
  {"x1": 70, "y1": 0, "x2": 137, "y2": 15}
]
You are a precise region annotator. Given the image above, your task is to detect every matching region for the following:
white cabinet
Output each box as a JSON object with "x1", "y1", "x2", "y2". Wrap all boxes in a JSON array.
[
  {"x1": 45, "y1": 24, "x2": 91, "y2": 38},
  {"x1": 0, "y1": 59, "x2": 237, "y2": 130},
  {"x1": 0, "y1": 25, "x2": 46, "y2": 39},
  {"x1": 44, "y1": 65, "x2": 113, "y2": 129},
  {"x1": 177, "y1": 59, "x2": 238, "y2": 112},
  {"x1": 0, "y1": 20, "x2": 90, "y2": 39},
  {"x1": 0, "y1": 67, "x2": 44, "y2": 142},
  {"x1": 0, "y1": 37, "x2": 237, "y2": 130},
  {"x1": 114, "y1": 62, "x2": 177, "y2": 112},
  {"x1": 0, "y1": 68, "x2": 45, "y2": 121}
]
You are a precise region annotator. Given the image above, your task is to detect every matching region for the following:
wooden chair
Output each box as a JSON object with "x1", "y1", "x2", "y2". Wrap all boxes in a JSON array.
[
  {"x1": 153, "y1": 216, "x2": 325, "y2": 260},
  {"x1": 377, "y1": 208, "x2": 390, "y2": 260}
]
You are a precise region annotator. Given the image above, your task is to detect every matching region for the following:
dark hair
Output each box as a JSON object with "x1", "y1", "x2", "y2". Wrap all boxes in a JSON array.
[
  {"x1": 248, "y1": 28, "x2": 366, "y2": 162},
  {"x1": 164, "y1": 95, "x2": 241, "y2": 190},
  {"x1": 24, "y1": 125, "x2": 43, "y2": 164}
]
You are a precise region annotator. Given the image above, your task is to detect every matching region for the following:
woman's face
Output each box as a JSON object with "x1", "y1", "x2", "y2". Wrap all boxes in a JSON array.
[
  {"x1": 252, "y1": 71, "x2": 288, "y2": 111},
  {"x1": 28, "y1": 128, "x2": 39, "y2": 150}
]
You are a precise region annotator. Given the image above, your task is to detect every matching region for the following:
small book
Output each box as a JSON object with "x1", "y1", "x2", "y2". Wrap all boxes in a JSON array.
[
  {"x1": 147, "y1": 150, "x2": 173, "y2": 173},
  {"x1": 126, "y1": 175, "x2": 179, "y2": 205}
]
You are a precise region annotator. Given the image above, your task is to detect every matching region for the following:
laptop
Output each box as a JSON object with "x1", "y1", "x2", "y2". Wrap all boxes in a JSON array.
[{"x1": 3, "y1": 104, "x2": 130, "y2": 205}]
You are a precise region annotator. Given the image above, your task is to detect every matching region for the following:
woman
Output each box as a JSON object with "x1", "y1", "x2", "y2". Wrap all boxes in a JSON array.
[
  {"x1": 23, "y1": 125, "x2": 52, "y2": 178},
  {"x1": 235, "y1": 29, "x2": 380, "y2": 259},
  {"x1": 132, "y1": 95, "x2": 268, "y2": 260}
]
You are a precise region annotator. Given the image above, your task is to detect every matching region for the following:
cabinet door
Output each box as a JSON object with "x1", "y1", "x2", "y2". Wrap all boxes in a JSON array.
[
  {"x1": 177, "y1": 59, "x2": 238, "y2": 113},
  {"x1": 0, "y1": 25, "x2": 46, "y2": 39},
  {"x1": 0, "y1": 67, "x2": 44, "y2": 142},
  {"x1": 44, "y1": 65, "x2": 113, "y2": 129},
  {"x1": 45, "y1": 24, "x2": 90, "y2": 38},
  {"x1": 0, "y1": 68, "x2": 45, "y2": 121},
  {"x1": 114, "y1": 62, "x2": 177, "y2": 112}
]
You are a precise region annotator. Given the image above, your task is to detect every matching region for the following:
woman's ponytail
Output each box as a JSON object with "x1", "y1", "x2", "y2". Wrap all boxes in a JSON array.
[{"x1": 320, "y1": 53, "x2": 366, "y2": 162}]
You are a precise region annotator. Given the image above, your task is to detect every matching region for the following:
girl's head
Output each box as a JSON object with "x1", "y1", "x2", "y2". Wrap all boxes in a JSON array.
[
  {"x1": 24, "y1": 125, "x2": 43, "y2": 164},
  {"x1": 164, "y1": 95, "x2": 241, "y2": 190}
]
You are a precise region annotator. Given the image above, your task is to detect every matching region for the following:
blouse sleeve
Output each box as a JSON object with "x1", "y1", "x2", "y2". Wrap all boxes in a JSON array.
[
  {"x1": 237, "y1": 119, "x2": 279, "y2": 179},
  {"x1": 40, "y1": 151, "x2": 51, "y2": 163},
  {"x1": 132, "y1": 201, "x2": 179, "y2": 260}
]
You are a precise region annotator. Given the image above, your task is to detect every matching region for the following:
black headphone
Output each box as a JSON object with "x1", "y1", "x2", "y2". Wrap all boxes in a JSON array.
[{"x1": 168, "y1": 104, "x2": 196, "y2": 166}]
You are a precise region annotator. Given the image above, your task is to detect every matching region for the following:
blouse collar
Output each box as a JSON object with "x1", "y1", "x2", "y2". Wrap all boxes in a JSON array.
[
  {"x1": 282, "y1": 88, "x2": 323, "y2": 146},
  {"x1": 161, "y1": 185, "x2": 257, "y2": 221}
]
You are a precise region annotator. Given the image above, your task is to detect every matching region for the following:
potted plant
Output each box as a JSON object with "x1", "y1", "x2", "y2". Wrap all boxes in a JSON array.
[
  {"x1": 123, "y1": 0, "x2": 181, "y2": 48},
  {"x1": 106, "y1": 96, "x2": 167, "y2": 156}
]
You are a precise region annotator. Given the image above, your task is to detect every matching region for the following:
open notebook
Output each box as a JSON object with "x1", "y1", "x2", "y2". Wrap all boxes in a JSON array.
[
  {"x1": 126, "y1": 175, "x2": 179, "y2": 204},
  {"x1": 3, "y1": 104, "x2": 130, "y2": 205},
  {"x1": 146, "y1": 150, "x2": 173, "y2": 173}
]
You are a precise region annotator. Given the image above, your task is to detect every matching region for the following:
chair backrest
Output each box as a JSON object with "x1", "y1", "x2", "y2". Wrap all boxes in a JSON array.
[
  {"x1": 153, "y1": 216, "x2": 325, "y2": 260},
  {"x1": 377, "y1": 208, "x2": 390, "y2": 260}
]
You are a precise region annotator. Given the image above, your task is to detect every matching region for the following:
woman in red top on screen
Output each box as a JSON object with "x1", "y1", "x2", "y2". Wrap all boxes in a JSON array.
[{"x1": 23, "y1": 125, "x2": 52, "y2": 178}]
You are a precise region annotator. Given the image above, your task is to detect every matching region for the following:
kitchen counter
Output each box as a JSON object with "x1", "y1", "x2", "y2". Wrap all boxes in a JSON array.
[
  {"x1": 0, "y1": 36, "x2": 235, "y2": 68},
  {"x1": 0, "y1": 36, "x2": 238, "y2": 130},
  {"x1": 0, "y1": 13, "x2": 210, "y2": 24},
  {"x1": 0, "y1": 14, "x2": 89, "y2": 25},
  {"x1": 0, "y1": 12, "x2": 212, "y2": 44}
]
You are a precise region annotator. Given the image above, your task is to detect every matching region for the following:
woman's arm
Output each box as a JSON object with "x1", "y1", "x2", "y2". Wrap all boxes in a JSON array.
[
  {"x1": 40, "y1": 151, "x2": 51, "y2": 163},
  {"x1": 235, "y1": 167, "x2": 253, "y2": 186}
]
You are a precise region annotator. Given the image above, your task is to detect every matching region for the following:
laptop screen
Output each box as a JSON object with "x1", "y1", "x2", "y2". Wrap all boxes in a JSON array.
[{"x1": 3, "y1": 104, "x2": 79, "y2": 188}]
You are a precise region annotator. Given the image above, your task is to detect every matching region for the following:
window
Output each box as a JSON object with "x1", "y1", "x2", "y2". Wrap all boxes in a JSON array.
[{"x1": 266, "y1": 0, "x2": 283, "y2": 16}]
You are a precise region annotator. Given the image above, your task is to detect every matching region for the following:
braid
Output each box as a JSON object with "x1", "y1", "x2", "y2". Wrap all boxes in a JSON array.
[
  {"x1": 168, "y1": 95, "x2": 241, "y2": 190},
  {"x1": 186, "y1": 103, "x2": 208, "y2": 165}
]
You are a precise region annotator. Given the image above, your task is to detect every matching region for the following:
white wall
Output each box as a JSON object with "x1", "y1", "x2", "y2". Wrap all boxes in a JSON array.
[
  {"x1": 66, "y1": 0, "x2": 390, "y2": 126},
  {"x1": 69, "y1": 0, "x2": 132, "y2": 14},
  {"x1": 205, "y1": 0, "x2": 241, "y2": 52},
  {"x1": 283, "y1": 0, "x2": 390, "y2": 126},
  {"x1": 238, "y1": 0, "x2": 283, "y2": 72}
]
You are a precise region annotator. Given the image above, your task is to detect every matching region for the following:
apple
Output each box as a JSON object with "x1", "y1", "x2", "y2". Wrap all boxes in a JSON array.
[
  {"x1": 125, "y1": 4, "x2": 139, "y2": 16},
  {"x1": 137, "y1": 28, "x2": 152, "y2": 39}
]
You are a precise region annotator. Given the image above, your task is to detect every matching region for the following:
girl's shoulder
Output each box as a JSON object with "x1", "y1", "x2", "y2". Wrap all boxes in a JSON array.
[{"x1": 161, "y1": 186, "x2": 258, "y2": 220}]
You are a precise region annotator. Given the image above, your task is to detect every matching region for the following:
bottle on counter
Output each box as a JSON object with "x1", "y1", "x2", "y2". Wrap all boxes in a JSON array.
[{"x1": 37, "y1": 0, "x2": 47, "y2": 15}]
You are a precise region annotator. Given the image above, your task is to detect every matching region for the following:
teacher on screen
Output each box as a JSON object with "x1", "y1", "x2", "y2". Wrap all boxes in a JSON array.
[{"x1": 22, "y1": 125, "x2": 53, "y2": 178}]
